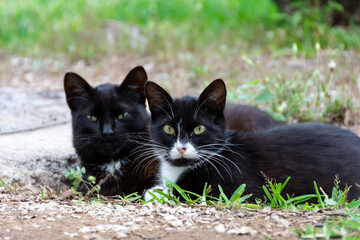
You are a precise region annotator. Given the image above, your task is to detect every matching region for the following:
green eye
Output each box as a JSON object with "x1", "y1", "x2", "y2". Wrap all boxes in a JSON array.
[
  {"x1": 193, "y1": 125, "x2": 206, "y2": 135},
  {"x1": 163, "y1": 124, "x2": 175, "y2": 135},
  {"x1": 117, "y1": 112, "x2": 129, "y2": 120},
  {"x1": 86, "y1": 115, "x2": 97, "y2": 122}
]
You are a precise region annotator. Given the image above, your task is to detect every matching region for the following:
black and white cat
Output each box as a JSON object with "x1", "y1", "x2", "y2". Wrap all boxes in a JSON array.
[
  {"x1": 64, "y1": 66, "x2": 158, "y2": 196},
  {"x1": 144, "y1": 79, "x2": 360, "y2": 201}
]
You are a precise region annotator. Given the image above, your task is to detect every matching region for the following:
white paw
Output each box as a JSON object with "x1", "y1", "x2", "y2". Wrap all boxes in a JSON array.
[{"x1": 144, "y1": 185, "x2": 168, "y2": 202}]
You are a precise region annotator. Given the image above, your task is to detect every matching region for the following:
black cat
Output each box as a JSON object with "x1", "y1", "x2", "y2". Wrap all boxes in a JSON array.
[
  {"x1": 144, "y1": 79, "x2": 360, "y2": 201},
  {"x1": 64, "y1": 66, "x2": 158, "y2": 196}
]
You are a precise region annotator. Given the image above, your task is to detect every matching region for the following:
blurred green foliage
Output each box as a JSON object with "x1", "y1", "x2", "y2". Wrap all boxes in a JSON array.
[
  {"x1": 226, "y1": 55, "x2": 355, "y2": 123},
  {"x1": 1, "y1": 0, "x2": 359, "y2": 59}
]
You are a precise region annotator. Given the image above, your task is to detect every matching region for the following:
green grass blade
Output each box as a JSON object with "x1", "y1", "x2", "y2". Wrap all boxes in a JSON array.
[
  {"x1": 290, "y1": 194, "x2": 317, "y2": 205},
  {"x1": 314, "y1": 181, "x2": 325, "y2": 209},
  {"x1": 218, "y1": 185, "x2": 230, "y2": 204},
  {"x1": 279, "y1": 177, "x2": 291, "y2": 192},
  {"x1": 229, "y1": 184, "x2": 246, "y2": 203},
  {"x1": 170, "y1": 181, "x2": 191, "y2": 202},
  {"x1": 347, "y1": 199, "x2": 360, "y2": 209},
  {"x1": 262, "y1": 185, "x2": 273, "y2": 202}
]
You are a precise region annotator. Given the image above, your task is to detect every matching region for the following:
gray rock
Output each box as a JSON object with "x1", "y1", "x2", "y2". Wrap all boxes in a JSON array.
[{"x1": 0, "y1": 89, "x2": 77, "y2": 191}]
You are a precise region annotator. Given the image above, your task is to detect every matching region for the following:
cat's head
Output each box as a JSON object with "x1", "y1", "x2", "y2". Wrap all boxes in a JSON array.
[
  {"x1": 64, "y1": 66, "x2": 149, "y2": 159},
  {"x1": 146, "y1": 79, "x2": 227, "y2": 167}
]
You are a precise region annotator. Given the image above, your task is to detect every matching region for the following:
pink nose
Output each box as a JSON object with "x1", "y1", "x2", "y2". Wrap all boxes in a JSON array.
[{"x1": 177, "y1": 147, "x2": 187, "y2": 155}]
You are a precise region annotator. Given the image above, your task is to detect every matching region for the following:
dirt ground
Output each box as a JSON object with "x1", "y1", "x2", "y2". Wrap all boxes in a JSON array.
[
  {"x1": 0, "y1": 187, "x2": 349, "y2": 240},
  {"x1": 1, "y1": 52, "x2": 360, "y2": 239}
]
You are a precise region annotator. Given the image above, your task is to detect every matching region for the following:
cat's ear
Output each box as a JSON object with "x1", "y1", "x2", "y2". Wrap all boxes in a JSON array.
[
  {"x1": 146, "y1": 81, "x2": 173, "y2": 115},
  {"x1": 64, "y1": 72, "x2": 94, "y2": 110},
  {"x1": 198, "y1": 79, "x2": 227, "y2": 114},
  {"x1": 119, "y1": 66, "x2": 147, "y2": 105}
]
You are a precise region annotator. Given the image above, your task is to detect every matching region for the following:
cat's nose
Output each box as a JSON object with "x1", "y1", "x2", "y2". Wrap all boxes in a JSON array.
[
  {"x1": 102, "y1": 124, "x2": 114, "y2": 138},
  {"x1": 102, "y1": 130, "x2": 114, "y2": 138},
  {"x1": 177, "y1": 147, "x2": 187, "y2": 155}
]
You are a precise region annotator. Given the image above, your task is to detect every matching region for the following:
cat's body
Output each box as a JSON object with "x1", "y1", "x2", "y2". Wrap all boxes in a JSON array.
[
  {"x1": 64, "y1": 66, "x2": 158, "y2": 196},
  {"x1": 145, "y1": 80, "x2": 360, "y2": 201},
  {"x1": 224, "y1": 103, "x2": 280, "y2": 131}
]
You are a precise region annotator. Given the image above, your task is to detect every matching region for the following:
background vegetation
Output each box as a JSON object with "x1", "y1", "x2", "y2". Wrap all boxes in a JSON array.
[
  {"x1": 2, "y1": 0, "x2": 359, "y2": 124},
  {"x1": 1, "y1": 0, "x2": 359, "y2": 59}
]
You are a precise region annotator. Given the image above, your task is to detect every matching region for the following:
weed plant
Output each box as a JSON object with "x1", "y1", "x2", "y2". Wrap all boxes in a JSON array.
[{"x1": 226, "y1": 53, "x2": 354, "y2": 123}]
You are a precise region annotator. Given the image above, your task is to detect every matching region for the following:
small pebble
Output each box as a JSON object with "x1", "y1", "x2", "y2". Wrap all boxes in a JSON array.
[
  {"x1": 170, "y1": 220, "x2": 183, "y2": 228},
  {"x1": 214, "y1": 224, "x2": 226, "y2": 233}
]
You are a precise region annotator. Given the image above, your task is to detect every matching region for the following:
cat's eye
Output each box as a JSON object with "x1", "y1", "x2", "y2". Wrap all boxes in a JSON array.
[
  {"x1": 117, "y1": 112, "x2": 129, "y2": 120},
  {"x1": 86, "y1": 115, "x2": 98, "y2": 122},
  {"x1": 163, "y1": 124, "x2": 175, "y2": 135},
  {"x1": 193, "y1": 125, "x2": 206, "y2": 135}
]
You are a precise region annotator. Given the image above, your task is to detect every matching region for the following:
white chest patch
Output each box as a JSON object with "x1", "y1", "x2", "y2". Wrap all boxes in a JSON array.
[
  {"x1": 101, "y1": 160, "x2": 122, "y2": 174},
  {"x1": 161, "y1": 160, "x2": 189, "y2": 184},
  {"x1": 144, "y1": 157, "x2": 190, "y2": 202}
]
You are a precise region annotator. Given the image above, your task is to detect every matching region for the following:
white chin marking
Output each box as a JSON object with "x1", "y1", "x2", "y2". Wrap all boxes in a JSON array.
[
  {"x1": 169, "y1": 140, "x2": 198, "y2": 160},
  {"x1": 101, "y1": 160, "x2": 122, "y2": 174}
]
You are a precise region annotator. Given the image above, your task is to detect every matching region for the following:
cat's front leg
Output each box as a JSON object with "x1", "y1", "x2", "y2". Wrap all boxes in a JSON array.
[{"x1": 144, "y1": 185, "x2": 169, "y2": 202}]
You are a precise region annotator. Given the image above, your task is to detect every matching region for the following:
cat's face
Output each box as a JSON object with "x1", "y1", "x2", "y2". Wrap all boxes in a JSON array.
[
  {"x1": 64, "y1": 66, "x2": 149, "y2": 159},
  {"x1": 146, "y1": 80, "x2": 227, "y2": 167}
]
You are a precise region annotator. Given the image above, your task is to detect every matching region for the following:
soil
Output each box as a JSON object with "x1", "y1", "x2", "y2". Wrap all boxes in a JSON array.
[
  {"x1": 1, "y1": 52, "x2": 360, "y2": 239},
  {"x1": 0, "y1": 187, "x2": 349, "y2": 240}
]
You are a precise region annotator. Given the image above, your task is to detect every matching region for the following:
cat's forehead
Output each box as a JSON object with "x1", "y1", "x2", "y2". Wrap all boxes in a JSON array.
[
  {"x1": 173, "y1": 96, "x2": 197, "y2": 115},
  {"x1": 95, "y1": 84, "x2": 119, "y2": 99},
  {"x1": 170, "y1": 96, "x2": 208, "y2": 126},
  {"x1": 91, "y1": 84, "x2": 132, "y2": 109}
]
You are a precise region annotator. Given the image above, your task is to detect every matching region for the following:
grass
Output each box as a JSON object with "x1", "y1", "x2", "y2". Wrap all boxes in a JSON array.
[
  {"x1": 0, "y1": 177, "x2": 14, "y2": 190},
  {"x1": 142, "y1": 177, "x2": 360, "y2": 239},
  {"x1": 225, "y1": 50, "x2": 357, "y2": 123},
  {"x1": 1, "y1": 0, "x2": 359, "y2": 59},
  {"x1": 294, "y1": 212, "x2": 360, "y2": 239}
]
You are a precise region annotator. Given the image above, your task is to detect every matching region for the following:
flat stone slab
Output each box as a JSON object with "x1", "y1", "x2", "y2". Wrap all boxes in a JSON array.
[
  {"x1": 0, "y1": 123, "x2": 77, "y2": 189},
  {"x1": 0, "y1": 89, "x2": 77, "y2": 190},
  {"x1": 0, "y1": 88, "x2": 70, "y2": 134}
]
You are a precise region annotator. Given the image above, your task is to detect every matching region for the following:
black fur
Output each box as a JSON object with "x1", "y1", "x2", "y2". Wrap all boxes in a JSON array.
[
  {"x1": 224, "y1": 103, "x2": 280, "y2": 131},
  {"x1": 64, "y1": 66, "x2": 158, "y2": 196},
  {"x1": 146, "y1": 80, "x2": 360, "y2": 200}
]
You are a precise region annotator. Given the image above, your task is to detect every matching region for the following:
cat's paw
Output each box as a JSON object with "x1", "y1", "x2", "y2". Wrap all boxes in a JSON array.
[{"x1": 144, "y1": 185, "x2": 168, "y2": 202}]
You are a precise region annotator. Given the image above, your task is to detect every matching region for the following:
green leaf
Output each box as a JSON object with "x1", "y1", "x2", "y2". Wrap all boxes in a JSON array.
[
  {"x1": 314, "y1": 181, "x2": 325, "y2": 209},
  {"x1": 255, "y1": 91, "x2": 274, "y2": 102},
  {"x1": 218, "y1": 185, "x2": 230, "y2": 204},
  {"x1": 272, "y1": 112, "x2": 287, "y2": 122},
  {"x1": 347, "y1": 199, "x2": 360, "y2": 209},
  {"x1": 230, "y1": 184, "x2": 246, "y2": 203},
  {"x1": 244, "y1": 203, "x2": 261, "y2": 209},
  {"x1": 280, "y1": 177, "x2": 291, "y2": 192},
  {"x1": 237, "y1": 94, "x2": 252, "y2": 100},
  {"x1": 324, "y1": 198, "x2": 337, "y2": 206},
  {"x1": 262, "y1": 185, "x2": 273, "y2": 202}
]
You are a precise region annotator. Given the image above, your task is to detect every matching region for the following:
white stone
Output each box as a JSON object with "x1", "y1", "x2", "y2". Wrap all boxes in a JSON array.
[
  {"x1": 214, "y1": 224, "x2": 226, "y2": 233},
  {"x1": 227, "y1": 226, "x2": 257, "y2": 235},
  {"x1": 170, "y1": 220, "x2": 184, "y2": 228}
]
